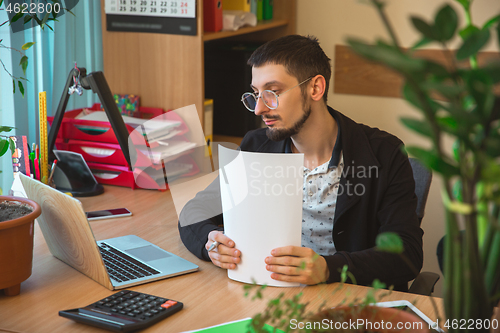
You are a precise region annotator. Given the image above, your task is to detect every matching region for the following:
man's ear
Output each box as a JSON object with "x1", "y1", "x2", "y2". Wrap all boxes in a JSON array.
[{"x1": 310, "y1": 75, "x2": 326, "y2": 102}]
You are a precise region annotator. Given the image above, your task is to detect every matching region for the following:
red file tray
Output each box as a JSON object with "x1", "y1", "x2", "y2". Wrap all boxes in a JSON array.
[
  {"x1": 66, "y1": 139, "x2": 195, "y2": 168},
  {"x1": 87, "y1": 162, "x2": 163, "y2": 190},
  {"x1": 87, "y1": 155, "x2": 200, "y2": 190},
  {"x1": 54, "y1": 139, "x2": 69, "y2": 151},
  {"x1": 48, "y1": 103, "x2": 189, "y2": 146}
]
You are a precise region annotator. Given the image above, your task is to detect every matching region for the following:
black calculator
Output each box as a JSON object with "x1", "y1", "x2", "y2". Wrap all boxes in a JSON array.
[{"x1": 59, "y1": 290, "x2": 183, "y2": 332}]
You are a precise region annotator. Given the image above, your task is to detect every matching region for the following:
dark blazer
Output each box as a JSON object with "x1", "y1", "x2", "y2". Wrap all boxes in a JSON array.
[{"x1": 178, "y1": 107, "x2": 423, "y2": 291}]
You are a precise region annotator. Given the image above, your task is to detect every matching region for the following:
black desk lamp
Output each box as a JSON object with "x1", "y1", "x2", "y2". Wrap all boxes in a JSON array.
[{"x1": 47, "y1": 67, "x2": 132, "y2": 196}]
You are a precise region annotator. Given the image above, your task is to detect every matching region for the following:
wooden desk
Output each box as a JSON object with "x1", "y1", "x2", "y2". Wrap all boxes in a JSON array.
[{"x1": 0, "y1": 186, "x2": 444, "y2": 332}]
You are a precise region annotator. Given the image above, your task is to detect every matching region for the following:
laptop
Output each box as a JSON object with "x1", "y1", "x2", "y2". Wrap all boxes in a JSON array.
[{"x1": 20, "y1": 173, "x2": 198, "y2": 290}]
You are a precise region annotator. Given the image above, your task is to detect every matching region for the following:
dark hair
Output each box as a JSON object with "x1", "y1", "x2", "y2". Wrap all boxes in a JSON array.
[{"x1": 247, "y1": 35, "x2": 332, "y2": 103}]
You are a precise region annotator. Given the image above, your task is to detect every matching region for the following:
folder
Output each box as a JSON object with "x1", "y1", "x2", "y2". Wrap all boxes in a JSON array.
[
  {"x1": 203, "y1": 0, "x2": 223, "y2": 32},
  {"x1": 224, "y1": 0, "x2": 251, "y2": 12},
  {"x1": 263, "y1": 0, "x2": 273, "y2": 20},
  {"x1": 256, "y1": 0, "x2": 263, "y2": 20},
  {"x1": 250, "y1": 0, "x2": 257, "y2": 16}
]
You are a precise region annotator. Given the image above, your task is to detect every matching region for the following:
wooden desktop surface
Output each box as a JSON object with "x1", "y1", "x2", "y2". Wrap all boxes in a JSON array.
[{"x1": 0, "y1": 186, "x2": 444, "y2": 332}]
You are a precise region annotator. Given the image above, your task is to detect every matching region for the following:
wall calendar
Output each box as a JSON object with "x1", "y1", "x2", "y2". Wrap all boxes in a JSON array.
[{"x1": 105, "y1": 0, "x2": 197, "y2": 36}]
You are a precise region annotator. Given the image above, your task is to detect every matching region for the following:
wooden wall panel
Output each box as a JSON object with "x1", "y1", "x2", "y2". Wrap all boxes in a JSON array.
[
  {"x1": 101, "y1": 3, "x2": 204, "y2": 120},
  {"x1": 334, "y1": 44, "x2": 500, "y2": 98}
]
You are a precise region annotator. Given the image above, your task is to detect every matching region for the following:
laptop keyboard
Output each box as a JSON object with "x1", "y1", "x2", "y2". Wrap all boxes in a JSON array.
[{"x1": 98, "y1": 243, "x2": 161, "y2": 283}]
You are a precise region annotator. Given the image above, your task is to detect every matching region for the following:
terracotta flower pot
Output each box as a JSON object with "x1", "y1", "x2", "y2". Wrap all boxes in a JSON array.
[
  {"x1": 0, "y1": 196, "x2": 41, "y2": 296},
  {"x1": 308, "y1": 305, "x2": 430, "y2": 333}
]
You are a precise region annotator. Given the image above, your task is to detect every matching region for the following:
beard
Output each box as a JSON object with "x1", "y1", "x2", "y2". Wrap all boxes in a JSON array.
[{"x1": 265, "y1": 102, "x2": 312, "y2": 141}]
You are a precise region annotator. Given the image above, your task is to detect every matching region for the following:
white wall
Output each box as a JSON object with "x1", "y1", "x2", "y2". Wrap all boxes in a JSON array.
[{"x1": 296, "y1": 0, "x2": 500, "y2": 297}]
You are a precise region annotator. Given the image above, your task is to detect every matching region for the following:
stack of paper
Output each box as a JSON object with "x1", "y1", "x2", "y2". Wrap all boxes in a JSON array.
[
  {"x1": 139, "y1": 139, "x2": 197, "y2": 164},
  {"x1": 223, "y1": 10, "x2": 257, "y2": 31}
]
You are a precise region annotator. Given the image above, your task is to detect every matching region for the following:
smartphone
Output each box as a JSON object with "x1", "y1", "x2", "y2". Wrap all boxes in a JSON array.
[
  {"x1": 86, "y1": 208, "x2": 132, "y2": 221},
  {"x1": 373, "y1": 300, "x2": 444, "y2": 333}
]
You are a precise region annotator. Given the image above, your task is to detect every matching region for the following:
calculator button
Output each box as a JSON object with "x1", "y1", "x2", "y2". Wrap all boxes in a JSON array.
[
  {"x1": 127, "y1": 313, "x2": 136, "y2": 317},
  {"x1": 161, "y1": 300, "x2": 177, "y2": 309}
]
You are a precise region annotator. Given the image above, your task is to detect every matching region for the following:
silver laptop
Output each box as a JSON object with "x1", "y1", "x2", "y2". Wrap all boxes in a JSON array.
[{"x1": 20, "y1": 173, "x2": 198, "y2": 290}]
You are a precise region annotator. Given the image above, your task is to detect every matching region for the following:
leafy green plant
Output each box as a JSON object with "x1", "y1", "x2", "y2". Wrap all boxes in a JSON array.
[
  {"x1": 346, "y1": 0, "x2": 500, "y2": 330},
  {"x1": 0, "y1": 126, "x2": 15, "y2": 195},
  {"x1": 244, "y1": 269, "x2": 393, "y2": 333},
  {"x1": 0, "y1": 0, "x2": 73, "y2": 96}
]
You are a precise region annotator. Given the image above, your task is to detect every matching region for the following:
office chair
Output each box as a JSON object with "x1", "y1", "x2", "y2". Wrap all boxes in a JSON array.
[{"x1": 407, "y1": 158, "x2": 441, "y2": 296}]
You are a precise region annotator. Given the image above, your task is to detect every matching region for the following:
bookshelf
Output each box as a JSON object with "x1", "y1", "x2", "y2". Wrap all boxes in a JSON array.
[{"x1": 100, "y1": 0, "x2": 296, "y2": 129}]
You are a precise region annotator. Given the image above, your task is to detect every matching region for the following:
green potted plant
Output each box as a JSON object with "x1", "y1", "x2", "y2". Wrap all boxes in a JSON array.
[
  {"x1": 345, "y1": 0, "x2": 500, "y2": 330},
  {"x1": 244, "y1": 266, "x2": 430, "y2": 333},
  {"x1": 0, "y1": 127, "x2": 41, "y2": 296}
]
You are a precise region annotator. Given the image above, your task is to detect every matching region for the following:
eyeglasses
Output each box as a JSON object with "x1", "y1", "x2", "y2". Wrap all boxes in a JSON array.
[{"x1": 241, "y1": 77, "x2": 313, "y2": 112}]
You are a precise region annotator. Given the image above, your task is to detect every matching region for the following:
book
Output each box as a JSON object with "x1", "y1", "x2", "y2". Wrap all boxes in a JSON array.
[
  {"x1": 223, "y1": 0, "x2": 251, "y2": 12},
  {"x1": 184, "y1": 317, "x2": 284, "y2": 333}
]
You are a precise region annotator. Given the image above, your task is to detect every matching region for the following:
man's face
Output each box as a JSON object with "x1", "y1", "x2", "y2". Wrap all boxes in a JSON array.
[{"x1": 251, "y1": 64, "x2": 311, "y2": 141}]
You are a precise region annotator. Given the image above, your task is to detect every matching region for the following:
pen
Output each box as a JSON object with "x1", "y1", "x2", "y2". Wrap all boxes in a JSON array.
[
  {"x1": 48, "y1": 159, "x2": 58, "y2": 184},
  {"x1": 208, "y1": 241, "x2": 220, "y2": 252}
]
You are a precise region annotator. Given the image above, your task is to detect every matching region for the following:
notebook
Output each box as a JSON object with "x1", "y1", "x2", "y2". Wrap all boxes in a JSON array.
[{"x1": 20, "y1": 173, "x2": 198, "y2": 290}]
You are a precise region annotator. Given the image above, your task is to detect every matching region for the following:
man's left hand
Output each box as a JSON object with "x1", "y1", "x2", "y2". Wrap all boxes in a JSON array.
[{"x1": 265, "y1": 246, "x2": 330, "y2": 285}]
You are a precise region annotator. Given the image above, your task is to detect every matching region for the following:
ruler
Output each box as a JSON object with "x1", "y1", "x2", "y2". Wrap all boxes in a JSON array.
[{"x1": 39, "y1": 91, "x2": 48, "y2": 184}]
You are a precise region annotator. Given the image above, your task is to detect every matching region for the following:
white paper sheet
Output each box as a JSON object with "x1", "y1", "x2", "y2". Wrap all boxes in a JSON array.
[{"x1": 219, "y1": 146, "x2": 303, "y2": 287}]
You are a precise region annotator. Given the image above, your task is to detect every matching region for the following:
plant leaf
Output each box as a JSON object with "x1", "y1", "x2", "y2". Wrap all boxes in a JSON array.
[
  {"x1": 406, "y1": 146, "x2": 460, "y2": 176},
  {"x1": 456, "y1": 29, "x2": 491, "y2": 60},
  {"x1": 19, "y1": 55, "x2": 28, "y2": 75},
  {"x1": 41, "y1": 12, "x2": 50, "y2": 29},
  {"x1": 10, "y1": 12, "x2": 24, "y2": 24},
  {"x1": 434, "y1": 4, "x2": 458, "y2": 41},
  {"x1": 485, "y1": 138, "x2": 500, "y2": 158},
  {"x1": 411, "y1": 37, "x2": 433, "y2": 50},
  {"x1": 411, "y1": 16, "x2": 438, "y2": 41},
  {"x1": 347, "y1": 38, "x2": 425, "y2": 74},
  {"x1": 12, "y1": 79, "x2": 15, "y2": 94},
  {"x1": 497, "y1": 22, "x2": 500, "y2": 48},
  {"x1": 454, "y1": 0, "x2": 470, "y2": 10},
  {"x1": 483, "y1": 14, "x2": 500, "y2": 29},
  {"x1": 465, "y1": 69, "x2": 494, "y2": 119},
  {"x1": 23, "y1": 15, "x2": 32, "y2": 24},
  {"x1": 18, "y1": 81, "x2": 24, "y2": 98},
  {"x1": 0, "y1": 126, "x2": 14, "y2": 133},
  {"x1": 459, "y1": 25, "x2": 480, "y2": 40},
  {"x1": 0, "y1": 139, "x2": 9, "y2": 157},
  {"x1": 437, "y1": 116, "x2": 458, "y2": 133},
  {"x1": 22, "y1": 42, "x2": 35, "y2": 50},
  {"x1": 400, "y1": 117, "x2": 433, "y2": 138},
  {"x1": 376, "y1": 232, "x2": 404, "y2": 254}
]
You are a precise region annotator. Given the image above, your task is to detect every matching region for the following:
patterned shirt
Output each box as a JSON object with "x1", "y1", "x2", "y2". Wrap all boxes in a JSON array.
[{"x1": 285, "y1": 113, "x2": 343, "y2": 256}]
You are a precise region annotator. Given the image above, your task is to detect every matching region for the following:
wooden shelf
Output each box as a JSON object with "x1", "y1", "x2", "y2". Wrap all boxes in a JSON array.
[{"x1": 203, "y1": 19, "x2": 289, "y2": 42}]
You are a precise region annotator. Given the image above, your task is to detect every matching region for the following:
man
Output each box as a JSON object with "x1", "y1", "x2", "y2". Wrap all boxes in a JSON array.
[{"x1": 178, "y1": 35, "x2": 423, "y2": 291}]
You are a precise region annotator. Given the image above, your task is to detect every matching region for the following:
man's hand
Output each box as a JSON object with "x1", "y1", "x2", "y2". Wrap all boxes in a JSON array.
[
  {"x1": 265, "y1": 246, "x2": 330, "y2": 285},
  {"x1": 206, "y1": 230, "x2": 241, "y2": 269}
]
